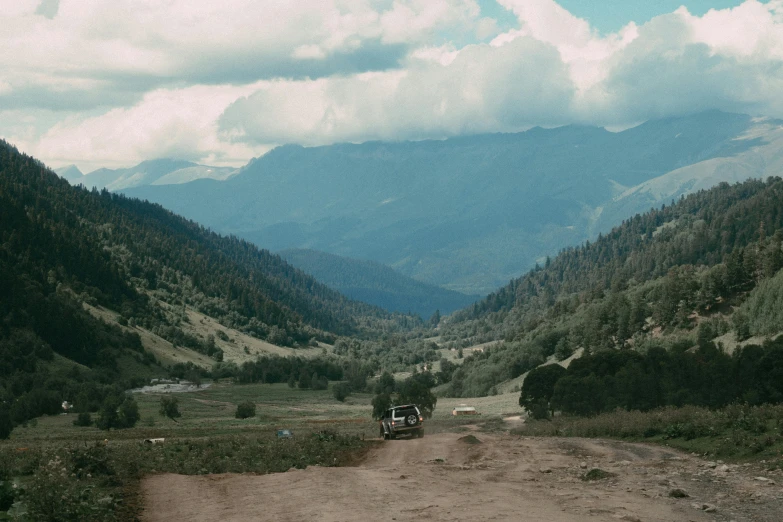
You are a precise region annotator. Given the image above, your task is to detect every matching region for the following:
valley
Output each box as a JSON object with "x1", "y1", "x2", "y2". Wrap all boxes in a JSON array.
[
  {"x1": 4, "y1": 142, "x2": 783, "y2": 521},
  {"x1": 5, "y1": 2, "x2": 783, "y2": 521}
]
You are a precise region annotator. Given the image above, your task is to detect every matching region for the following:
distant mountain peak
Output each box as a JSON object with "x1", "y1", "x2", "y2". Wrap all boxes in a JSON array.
[
  {"x1": 79, "y1": 158, "x2": 236, "y2": 191},
  {"x1": 135, "y1": 158, "x2": 198, "y2": 170},
  {"x1": 54, "y1": 164, "x2": 84, "y2": 183}
]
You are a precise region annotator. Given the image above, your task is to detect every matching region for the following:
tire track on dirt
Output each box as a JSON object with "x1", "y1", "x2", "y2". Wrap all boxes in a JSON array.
[{"x1": 141, "y1": 433, "x2": 783, "y2": 521}]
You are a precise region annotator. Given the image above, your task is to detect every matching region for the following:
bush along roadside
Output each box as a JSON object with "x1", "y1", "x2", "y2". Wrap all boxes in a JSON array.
[
  {"x1": 518, "y1": 403, "x2": 783, "y2": 465},
  {"x1": 0, "y1": 430, "x2": 368, "y2": 521}
]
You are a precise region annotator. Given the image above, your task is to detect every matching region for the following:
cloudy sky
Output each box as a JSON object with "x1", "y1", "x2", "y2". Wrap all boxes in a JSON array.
[{"x1": 1, "y1": 0, "x2": 782, "y2": 172}]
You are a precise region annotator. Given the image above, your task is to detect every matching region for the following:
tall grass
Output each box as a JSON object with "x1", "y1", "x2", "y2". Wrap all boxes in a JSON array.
[
  {"x1": 1, "y1": 430, "x2": 368, "y2": 521},
  {"x1": 518, "y1": 403, "x2": 783, "y2": 461}
]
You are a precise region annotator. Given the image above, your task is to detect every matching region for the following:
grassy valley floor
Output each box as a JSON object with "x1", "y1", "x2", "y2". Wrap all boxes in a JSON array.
[{"x1": 2, "y1": 382, "x2": 783, "y2": 521}]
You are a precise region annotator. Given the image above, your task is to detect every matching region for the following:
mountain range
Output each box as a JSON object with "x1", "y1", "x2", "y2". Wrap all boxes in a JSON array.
[
  {"x1": 279, "y1": 248, "x2": 479, "y2": 317},
  {"x1": 108, "y1": 111, "x2": 783, "y2": 295},
  {"x1": 56, "y1": 159, "x2": 237, "y2": 191}
]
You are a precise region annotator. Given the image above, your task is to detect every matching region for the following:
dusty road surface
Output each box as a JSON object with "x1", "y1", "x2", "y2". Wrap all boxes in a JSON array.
[{"x1": 141, "y1": 433, "x2": 783, "y2": 521}]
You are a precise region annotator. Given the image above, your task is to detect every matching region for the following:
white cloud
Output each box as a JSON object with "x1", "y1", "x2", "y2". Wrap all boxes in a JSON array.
[
  {"x1": 409, "y1": 45, "x2": 461, "y2": 66},
  {"x1": 493, "y1": 0, "x2": 639, "y2": 90},
  {"x1": 0, "y1": 0, "x2": 482, "y2": 111},
  {"x1": 220, "y1": 36, "x2": 574, "y2": 145},
  {"x1": 4, "y1": 0, "x2": 783, "y2": 170},
  {"x1": 577, "y1": 2, "x2": 783, "y2": 125},
  {"x1": 25, "y1": 84, "x2": 269, "y2": 171},
  {"x1": 380, "y1": 0, "x2": 481, "y2": 43},
  {"x1": 221, "y1": 0, "x2": 783, "y2": 147},
  {"x1": 686, "y1": 0, "x2": 783, "y2": 58}
]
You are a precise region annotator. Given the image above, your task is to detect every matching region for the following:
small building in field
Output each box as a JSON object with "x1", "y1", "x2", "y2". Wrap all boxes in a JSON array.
[{"x1": 452, "y1": 405, "x2": 478, "y2": 416}]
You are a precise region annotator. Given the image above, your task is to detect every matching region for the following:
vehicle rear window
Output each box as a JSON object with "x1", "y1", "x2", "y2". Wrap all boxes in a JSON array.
[{"x1": 394, "y1": 408, "x2": 417, "y2": 416}]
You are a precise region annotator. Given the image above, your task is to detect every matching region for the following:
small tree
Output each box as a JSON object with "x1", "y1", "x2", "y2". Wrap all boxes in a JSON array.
[
  {"x1": 371, "y1": 393, "x2": 391, "y2": 420},
  {"x1": 159, "y1": 396, "x2": 181, "y2": 421},
  {"x1": 97, "y1": 395, "x2": 139, "y2": 430},
  {"x1": 436, "y1": 359, "x2": 456, "y2": 385},
  {"x1": 185, "y1": 368, "x2": 202, "y2": 388},
  {"x1": 333, "y1": 382, "x2": 351, "y2": 402},
  {"x1": 398, "y1": 372, "x2": 437, "y2": 418},
  {"x1": 118, "y1": 397, "x2": 140, "y2": 427},
  {"x1": 297, "y1": 370, "x2": 312, "y2": 389},
  {"x1": 235, "y1": 401, "x2": 256, "y2": 419},
  {"x1": 520, "y1": 364, "x2": 567, "y2": 419},
  {"x1": 375, "y1": 371, "x2": 395, "y2": 394},
  {"x1": 345, "y1": 361, "x2": 367, "y2": 392},
  {"x1": 311, "y1": 373, "x2": 328, "y2": 390}
]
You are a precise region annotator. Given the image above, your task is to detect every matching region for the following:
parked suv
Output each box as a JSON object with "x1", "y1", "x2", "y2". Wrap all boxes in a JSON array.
[{"x1": 380, "y1": 404, "x2": 424, "y2": 439}]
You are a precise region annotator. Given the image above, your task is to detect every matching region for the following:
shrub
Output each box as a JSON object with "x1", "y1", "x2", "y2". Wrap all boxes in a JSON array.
[
  {"x1": 582, "y1": 468, "x2": 614, "y2": 481},
  {"x1": 332, "y1": 382, "x2": 351, "y2": 402},
  {"x1": 311, "y1": 373, "x2": 328, "y2": 390},
  {"x1": 73, "y1": 412, "x2": 92, "y2": 427},
  {"x1": 0, "y1": 478, "x2": 14, "y2": 512},
  {"x1": 375, "y1": 371, "x2": 396, "y2": 394},
  {"x1": 371, "y1": 393, "x2": 391, "y2": 420},
  {"x1": 159, "y1": 396, "x2": 181, "y2": 420},
  {"x1": 235, "y1": 401, "x2": 256, "y2": 419},
  {"x1": 0, "y1": 431, "x2": 369, "y2": 520},
  {"x1": 527, "y1": 399, "x2": 551, "y2": 420},
  {"x1": 297, "y1": 371, "x2": 312, "y2": 389},
  {"x1": 0, "y1": 408, "x2": 12, "y2": 440},
  {"x1": 97, "y1": 395, "x2": 139, "y2": 430},
  {"x1": 117, "y1": 398, "x2": 139, "y2": 428},
  {"x1": 23, "y1": 455, "x2": 118, "y2": 521},
  {"x1": 0, "y1": 465, "x2": 14, "y2": 512}
]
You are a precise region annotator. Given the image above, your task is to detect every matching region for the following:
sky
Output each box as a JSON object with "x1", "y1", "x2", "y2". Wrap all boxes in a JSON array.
[{"x1": 1, "y1": 0, "x2": 781, "y2": 172}]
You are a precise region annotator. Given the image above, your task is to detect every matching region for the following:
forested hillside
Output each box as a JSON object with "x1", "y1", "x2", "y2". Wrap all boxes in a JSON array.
[
  {"x1": 0, "y1": 141, "x2": 418, "y2": 436},
  {"x1": 279, "y1": 248, "x2": 479, "y2": 318},
  {"x1": 438, "y1": 178, "x2": 783, "y2": 397}
]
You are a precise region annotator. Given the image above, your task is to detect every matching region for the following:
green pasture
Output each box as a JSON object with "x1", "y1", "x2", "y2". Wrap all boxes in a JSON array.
[{"x1": 7, "y1": 380, "x2": 521, "y2": 447}]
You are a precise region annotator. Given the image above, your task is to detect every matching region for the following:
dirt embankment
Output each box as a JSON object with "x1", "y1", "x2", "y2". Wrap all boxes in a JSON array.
[{"x1": 141, "y1": 433, "x2": 783, "y2": 522}]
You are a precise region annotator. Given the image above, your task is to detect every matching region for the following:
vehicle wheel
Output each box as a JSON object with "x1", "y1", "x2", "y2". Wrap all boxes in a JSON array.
[
  {"x1": 380, "y1": 426, "x2": 385, "y2": 439},
  {"x1": 405, "y1": 414, "x2": 418, "y2": 427}
]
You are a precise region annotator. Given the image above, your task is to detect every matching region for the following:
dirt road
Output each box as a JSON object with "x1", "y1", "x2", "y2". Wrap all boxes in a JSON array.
[{"x1": 141, "y1": 433, "x2": 783, "y2": 521}]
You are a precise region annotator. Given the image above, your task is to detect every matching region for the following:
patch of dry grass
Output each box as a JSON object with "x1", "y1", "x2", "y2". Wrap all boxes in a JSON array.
[{"x1": 518, "y1": 403, "x2": 783, "y2": 462}]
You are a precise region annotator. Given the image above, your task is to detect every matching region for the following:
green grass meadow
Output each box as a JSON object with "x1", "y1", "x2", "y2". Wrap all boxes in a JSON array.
[
  {"x1": 0, "y1": 380, "x2": 503, "y2": 521},
  {"x1": 4, "y1": 379, "x2": 783, "y2": 521}
]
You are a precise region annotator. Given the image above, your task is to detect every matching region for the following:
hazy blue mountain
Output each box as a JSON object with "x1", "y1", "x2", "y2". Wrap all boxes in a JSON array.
[
  {"x1": 279, "y1": 248, "x2": 479, "y2": 317},
  {"x1": 79, "y1": 159, "x2": 237, "y2": 191},
  {"x1": 121, "y1": 111, "x2": 772, "y2": 294},
  {"x1": 596, "y1": 117, "x2": 783, "y2": 233},
  {"x1": 54, "y1": 164, "x2": 84, "y2": 183}
]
